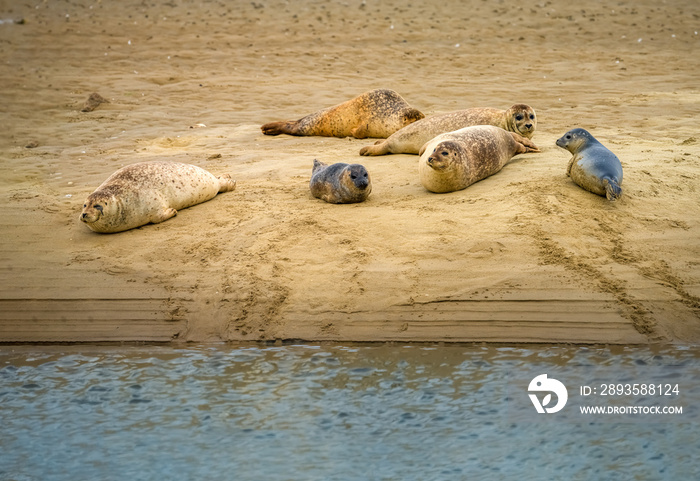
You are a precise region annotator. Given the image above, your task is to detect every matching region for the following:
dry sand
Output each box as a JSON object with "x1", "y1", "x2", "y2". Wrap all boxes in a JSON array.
[{"x1": 1, "y1": 0, "x2": 699, "y2": 344}]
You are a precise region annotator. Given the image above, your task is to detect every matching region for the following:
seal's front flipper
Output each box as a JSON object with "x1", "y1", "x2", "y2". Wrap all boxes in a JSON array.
[
  {"x1": 152, "y1": 208, "x2": 177, "y2": 224},
  {"x1": 509, "y1": 132, "x2": 540, "y2": 153},
  {"x1": 350, "y1": 124, "x2": 371, "y2": 139},
  {"x1": 520, "y1": 137, "x2": 540, "y2": 153}
]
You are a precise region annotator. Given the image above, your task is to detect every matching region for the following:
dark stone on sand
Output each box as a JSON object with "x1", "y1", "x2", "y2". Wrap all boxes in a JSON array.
[{"x1": 81, "y1": 92, "x2": 109, "y2": 112}]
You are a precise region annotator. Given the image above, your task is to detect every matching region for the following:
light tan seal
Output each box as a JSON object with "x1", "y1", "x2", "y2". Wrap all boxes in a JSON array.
[
  {"x1": 261, "y1": 89, "x2": 424, "y2": 139},
  {"x1": 79, "y1": 161, "x2": 236, "y2": 233},
  {"x1": 310, "y1": 159, "x2": 371, "y2": 204},
  {"x1": 418, "y1": 125, "x2": 540, "y2": 193},
  {"x1": 360, "y1": 104, "x2": 536, "y2": 156},
  {"x1": 556, "y1": 128, "x2": 623, "y2": 200}
]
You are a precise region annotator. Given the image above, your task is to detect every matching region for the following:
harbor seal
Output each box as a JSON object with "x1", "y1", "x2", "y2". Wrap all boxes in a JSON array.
[
  {"x1": 261, "y1": 89, "x2": 424, "y2": 139},
  {"x1": 555, "y1": 128, "x2": 623, "y2": 201},
  {"x1": 360, "y1": 104, "x2": 536, "y2": 156},
  {"x1": 79, "y1": 161, "x2": 236, "y2": 233},
  {"x1": 418, "y1": 125, "x2": 540, "y2": 193},
  {"x1": 310, "y1": 159, "x2": 371, "y2": 204}
]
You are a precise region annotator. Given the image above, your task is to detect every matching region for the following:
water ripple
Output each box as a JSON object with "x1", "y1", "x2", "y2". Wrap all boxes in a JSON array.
[{"x1": 0, "y1": 344, "x2": 698, "y2": 480}]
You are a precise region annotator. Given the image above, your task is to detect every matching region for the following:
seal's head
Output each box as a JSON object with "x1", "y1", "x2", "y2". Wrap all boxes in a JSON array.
[
  {"x1": 556, "y1": 128, "x2": 594, "y2": 153},
  {"x1": 79, "y1": 191, "x2": 120, "y2": 232},
  {"x1": 80, "y1": 195, "x2": 106, "y2": 224},
  {"x1": 506, "y1": 104, "x2": 537, "y2": 139},
  {"x1": 426, "y1": 140, "x2": 462, "y2": 171},
  {"x1": 402, "y1": 108, "x2": 425, "y2": 125},
  {"x1": 343, "y1": 164, "x2": 371, "y2": 192}
]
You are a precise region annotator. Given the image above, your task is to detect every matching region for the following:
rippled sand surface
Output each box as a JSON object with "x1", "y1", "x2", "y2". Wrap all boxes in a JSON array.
[{"x1": 1, "y1": 0, "x2": 699, "y2": 343}]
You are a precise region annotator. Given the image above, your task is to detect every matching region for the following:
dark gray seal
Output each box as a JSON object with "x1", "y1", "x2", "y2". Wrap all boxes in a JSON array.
[
  {"x1": 310, "y1": 160, "x2": 372, "y2": 203},
  {"x1": 556, "y1": 128, "x2": 623, "y2": 201},
  {"x1": 261, "y1": 89, "x2": 424, "y2": 139}
]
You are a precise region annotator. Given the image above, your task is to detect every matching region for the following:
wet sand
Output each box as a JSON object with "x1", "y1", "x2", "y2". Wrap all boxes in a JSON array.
[{"x1": 1, "y1": 0, "x2": 699, "y2": 343}]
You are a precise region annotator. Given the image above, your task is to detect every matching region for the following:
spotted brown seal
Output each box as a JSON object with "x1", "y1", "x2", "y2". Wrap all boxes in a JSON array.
[
  {"x1": 79, "y1": 161, "x2": 236, "y2": 233},
  {"x1": 261, "y1": 89, "x2": 424, "y2": 139},
  {"x1": 418, "y1": 125, "x2": 540, "y2": 193},
  {"x1": 360, "y1": 104, "x2": 536, "y2": 156}
]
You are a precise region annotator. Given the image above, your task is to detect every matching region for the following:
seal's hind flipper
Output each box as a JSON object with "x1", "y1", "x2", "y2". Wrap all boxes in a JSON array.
[
  {"x1": 312, "y1": 159, "x2": 328, "y2": 173},
  {"x1": 217, "y1": 174, "x2": 237, "y2": 193},
  {"x1": 604, "y1": 179, "x2": 622, "y2": 201},
  {"x1": 359, "y1": 140, "x2": 390, "y2": 156},
  {"x1": 261, "y1": 121, "x2": 293, "y2": 135}
]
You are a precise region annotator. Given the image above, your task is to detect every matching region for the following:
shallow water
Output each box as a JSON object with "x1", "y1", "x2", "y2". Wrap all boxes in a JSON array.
[{"x1": 1, "y1": 343, "x2": 699, "y2": 480}]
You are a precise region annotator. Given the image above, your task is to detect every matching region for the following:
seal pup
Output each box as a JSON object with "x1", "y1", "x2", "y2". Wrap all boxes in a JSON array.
[
  {"x1": 555, "y1": 128, "x2": 623, "y2": 201},
  {"x1": 310, "y1": 159, "x2": 371, "y2": 204},
  {"x1": 360, "y1": 104, "x2": 536, "y2": 156},
  {"x1": 418, "y1": 125, "x2": 540, "y2": 193},
  {"x1": 80, "y1": 161, "x2": 236, "y2": 233},
  {"x1": 261, "y1": 89, "x2": 424, "y2": 139}
]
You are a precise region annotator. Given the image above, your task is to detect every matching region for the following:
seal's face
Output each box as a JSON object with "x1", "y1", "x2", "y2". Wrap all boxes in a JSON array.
[
  {"x1": 403, "y1": 108, "x2": 426, "y2": 125},
  {"x1": 80, "y1": 193, "x2": 115, "y2": 226},
  {"x1": 427, "y1": 141, "x2": 460, "y2": 171},
  {"x1": 80, "y1": 201, "x2": 104, "y2": 224},
  {"x1": 556, "y1": 128, "x2": 590, "y2": 153},
  {"x1": 346, "y1": 164, "x2": 371, "y2": 191},
  {"x1": 509, "y1": 105, "x2": 537, "y2": 138}
]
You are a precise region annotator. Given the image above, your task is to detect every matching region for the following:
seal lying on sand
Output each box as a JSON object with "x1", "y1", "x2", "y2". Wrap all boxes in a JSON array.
[
  {"x1": 555, "y1": 128, "x2": 623, "y2": 201},
  {"x1": 418, "y1": 125, "x2": 540, "y2": 193},
  {"x1": 310, "y1": 159, "x2": 372, "y2": 203},
  {"x1": 261, "y1": 89, "x2": 424, "y2": 139},
  {"x1": 360, "y1": 104, "x2": 536, "y2": 156},
  {"x1": 80, "y1": 161, "x2": 236, "y2": 233}
]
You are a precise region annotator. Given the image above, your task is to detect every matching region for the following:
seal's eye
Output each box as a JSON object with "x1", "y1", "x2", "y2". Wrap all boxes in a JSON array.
[
  {"x1": 566, "y1": 135, "x2": 572, "y2": 139},
  {"x1": 83, "y1": 204, "x2": 87, "y2": 208},
  {"x1": 530, "y1": 114, "x2": 535, "y2": 120},
  {"x1": 515, "y1": 115, "x2": 523, "y2": 121},
  {"x1": 441, "y1": 151, "x2": 449, "y2": 156},
  {"x1": 351, "y1": 174, "x2": 357, "y2": 179},
  {"x1": 94, "y1": 204, "x2": 103, "y2": 212}
]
